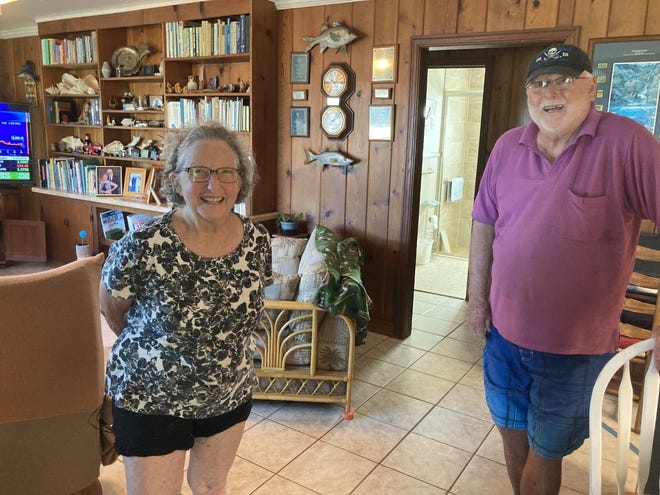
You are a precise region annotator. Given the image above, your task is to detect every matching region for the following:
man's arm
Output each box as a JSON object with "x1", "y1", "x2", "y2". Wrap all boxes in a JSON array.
[{"x1": 467, "y1": 220, "x2": 495, "y2": 338}]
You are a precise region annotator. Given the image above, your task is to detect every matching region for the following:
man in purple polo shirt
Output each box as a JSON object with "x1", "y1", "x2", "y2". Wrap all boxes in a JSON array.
[{"x1": 468, "y1": 43, "x2": 660, "y2": 494}]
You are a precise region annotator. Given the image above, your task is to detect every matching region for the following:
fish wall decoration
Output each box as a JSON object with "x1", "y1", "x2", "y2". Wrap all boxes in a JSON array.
[
  {"x1": 304, "y1": 21, "x2": 358, "y2": 54},
  {"x1": 305, "y1": 148, "x2": 358, "y2": 174}
]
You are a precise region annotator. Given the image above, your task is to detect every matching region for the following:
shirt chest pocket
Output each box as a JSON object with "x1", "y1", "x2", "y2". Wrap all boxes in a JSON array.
[{"x1": 556, "y1": 191, "x2": 608, "y2": 242}]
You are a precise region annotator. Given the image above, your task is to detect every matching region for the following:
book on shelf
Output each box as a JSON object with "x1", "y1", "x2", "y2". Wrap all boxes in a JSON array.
[
  {"x1": 99, "y1": 209, "x2": 127, "y2": 241},
  {"x1": 126, "y1": 213, "x2": 153, "y2": 231}
]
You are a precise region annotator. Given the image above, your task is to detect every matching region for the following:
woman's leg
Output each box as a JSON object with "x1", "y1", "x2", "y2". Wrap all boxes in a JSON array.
[
  {"x1": 123, "y1": 450, "x2": 187, "y2": 495},
  {"x1": 187, "y1": 421, "x2": 247, "y2": 495}
]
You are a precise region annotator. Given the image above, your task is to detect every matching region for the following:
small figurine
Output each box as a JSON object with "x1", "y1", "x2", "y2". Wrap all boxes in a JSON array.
[
  {"x1": 174, "y1": 82, "x2": 182, "y2": 94},
  {"x1": 186, "y1": 75, "x2": 198, "y2": 92},
  {"x1": 166, "y1": 82, "x2": 173, "y2": 93},
  {"x1": 238, "y1": 77, "x2": 249, "y2": 93}
]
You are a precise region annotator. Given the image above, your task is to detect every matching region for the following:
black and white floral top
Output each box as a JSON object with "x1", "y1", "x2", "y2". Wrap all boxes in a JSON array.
[{"x1": 102, "y1": 210, "x2": 272, "y2": 419}]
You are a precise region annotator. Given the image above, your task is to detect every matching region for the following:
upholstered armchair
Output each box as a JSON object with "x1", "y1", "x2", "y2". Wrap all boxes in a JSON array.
[{"x1": 0, "y1": 254, "x2": 105, "y2": 495}]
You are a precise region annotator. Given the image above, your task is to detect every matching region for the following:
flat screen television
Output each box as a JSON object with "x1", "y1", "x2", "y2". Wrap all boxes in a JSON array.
[{"x1": 0, "y1": 102, "x2": 33, "y2": 186}]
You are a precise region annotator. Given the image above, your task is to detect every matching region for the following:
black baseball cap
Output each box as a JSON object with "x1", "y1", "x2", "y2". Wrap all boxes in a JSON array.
[{"x1": 526, "y1": 44, "x2": 592, "y2": 84}]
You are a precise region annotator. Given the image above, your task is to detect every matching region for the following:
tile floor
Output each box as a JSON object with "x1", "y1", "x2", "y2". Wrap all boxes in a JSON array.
[
  {"x1": 1, "y1": 261, "x2": 637, "y2": 494},
  {"x1": 99, "y1": 291, "x2": 628, "y2": 495}
]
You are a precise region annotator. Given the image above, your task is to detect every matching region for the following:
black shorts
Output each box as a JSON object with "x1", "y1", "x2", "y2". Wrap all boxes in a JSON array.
[{"x1": 112, "y1": 399, "x2": 252, "y2": 457}]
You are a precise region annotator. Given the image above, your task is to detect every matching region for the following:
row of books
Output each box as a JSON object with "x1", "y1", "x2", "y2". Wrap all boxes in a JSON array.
[
  {"x1": 166, "y1": 97, "x2": 250, "y2": 131},
  {"x1": 46, "y1": 98, "x2": 101, "y2": 126},
  {"x1": 165, "y1": 15, "x2": 250, "y2": 58},
  {"x1": 41, "y1": 33, "x2": 97, "y2": 65},
  {"x1": 39, "y1": 157, "x2": 101, "y2": 194},
  {"x1": 99, "y1": 210, "x2": 153, "y2": 240}
]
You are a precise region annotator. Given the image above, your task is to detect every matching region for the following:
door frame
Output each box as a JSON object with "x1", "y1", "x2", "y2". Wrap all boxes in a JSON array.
[{"x1": 394, "y1": 27, "x2": 579, "y2": 340}]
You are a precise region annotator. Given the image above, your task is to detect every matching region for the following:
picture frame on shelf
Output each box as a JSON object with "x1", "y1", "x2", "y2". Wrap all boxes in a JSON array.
[
  {"x1": 372, "y1": 45, "x2": 398, "y2": 83},
  {"x1": 123, "y1": 167, "x2": 147, "y2": 198},
  {"x1": 96, "y1": 166, "x2": 122, "y2": 196},
  {"x1": 290, "y1": 106, "x2": 310, "y2": 137},
  {"x1": 368, "y1": 105, "x2": 394, "y2": 141},
  {"x1": 148, "y1": 95, "x2": 163, "y2": 110},
  {"x1": 145, "y1": 164, "x2": 164, "y2": 205},
  {"x1": 290, "y1": 52, "x2": 311, "y2": 84}
]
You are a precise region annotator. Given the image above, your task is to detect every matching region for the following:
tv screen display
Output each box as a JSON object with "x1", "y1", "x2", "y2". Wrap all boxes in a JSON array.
[{"x1": 0, "y1": 102, "x2": 33, "y2": 186}]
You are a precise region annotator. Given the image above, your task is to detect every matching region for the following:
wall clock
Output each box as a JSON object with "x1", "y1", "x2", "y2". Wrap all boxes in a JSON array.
[
  {"x1": 320, "y1": 104, "x2": 354, "y2": 140},
  {"x1": 321, "y1": 63, "x2": 355, "y2": 100}
]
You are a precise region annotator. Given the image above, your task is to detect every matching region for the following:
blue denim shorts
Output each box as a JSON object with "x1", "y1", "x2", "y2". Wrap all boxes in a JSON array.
[{"x1": 483, "y1": 326, "x2": 613, "y2": 459}]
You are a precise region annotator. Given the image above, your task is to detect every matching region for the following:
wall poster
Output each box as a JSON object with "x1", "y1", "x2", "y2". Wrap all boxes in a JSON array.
[{"x1": 590, "y1": 37, "x2": 660, "y2": 139}]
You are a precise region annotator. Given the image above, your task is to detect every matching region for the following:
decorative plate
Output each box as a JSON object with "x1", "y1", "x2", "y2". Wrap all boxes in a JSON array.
[{"x1": 111, "y1": 46, "x2": 140, "y2": 75}]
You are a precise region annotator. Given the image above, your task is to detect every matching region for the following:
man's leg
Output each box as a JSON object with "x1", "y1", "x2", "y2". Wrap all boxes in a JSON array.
[
  {"x1": 498, "y1": 427, "x2": 529, "y2": 495},
  {"x1": 520, "y1": 448, "x2": 562, "y2": 495}
]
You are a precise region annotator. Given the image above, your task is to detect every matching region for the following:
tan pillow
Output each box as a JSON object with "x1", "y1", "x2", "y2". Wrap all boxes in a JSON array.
[
  {"x1": 316, "y1": 314, "x2": 350, "y2": 371},
  {"x1": 271, "y1": 236, "x2": 308, "y2": 275}
]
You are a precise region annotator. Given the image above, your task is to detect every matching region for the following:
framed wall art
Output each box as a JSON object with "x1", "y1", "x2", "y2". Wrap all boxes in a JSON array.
[
  {"x1": 290, "y1": 106, "x2": 310, "y2": 137},
  {"x1": 123, "y1": 167, "x2": 147, "y2": 198},
  {"x1": 369, "y1": 105, "x2": 394, "y2": 141},
  {"x1": 97, "y1": 166, "x2": 122, "y2": 196},
  {"x1": 372, "y1": 45, "x2": 397, "y2": 83},
  {"x1": 290, "y1": 52, "x2": 311, "y2": 84},
  {"x1": 589, "y1": 36, "x2": 660, "y2": 139}
]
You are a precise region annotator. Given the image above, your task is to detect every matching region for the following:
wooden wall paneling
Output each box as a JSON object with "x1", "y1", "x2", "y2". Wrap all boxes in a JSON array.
[
  {"x1": 0, "y1": 40, "x2": 14, "y2": 102},
  {"x1": 290, "y1": 7, "x2": 323, "y2": 225},
  {"x1": 277, "y1": 9, "x2": 294, "y2": 216},
  {"x1": 525, "y1": 0, "x2": 560, "y2": 29},
  {"x1": 646, "y1": 1, "x2": 660, "y2": 34},
  {"x1": 424, "y1": 0, "x2": 458, "y2": 35},
  {"x1": 607, "y1": 0, "x2": 648, "y2": 36},
  {"x1": 486, "y1": 0, "x2": 526, "y2": 32},
  {"x1": 373, "y1": 0, "x2": 398, "y2": 46},
  {"x1": 573, "y1": 0, "x2": 611, "y2": 47},
  {"x1": 557, "y1": 0, "x2": 576, "y2": 27},
  {"x1": 457, "y1": 0, "x2": 487, "y2": 33},
  {"x1": 343, "y1": 0, "x2": 374, "y2": 241},
  {"x1": 317, "y1": 3, "x2": 354, "y2": 236}
]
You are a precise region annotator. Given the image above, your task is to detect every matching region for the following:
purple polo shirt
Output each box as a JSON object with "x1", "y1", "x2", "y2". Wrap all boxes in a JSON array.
[{"x1": 473, "y1": 108, "x2": 660, "y2": 355}]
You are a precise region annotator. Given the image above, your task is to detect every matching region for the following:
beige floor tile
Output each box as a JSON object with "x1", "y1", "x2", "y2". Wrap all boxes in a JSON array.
[
  {"x1": 424, "y1": 305, "x2": 467, "y2": 323},
  {"x1": 385, "y1": 368, "x2": 454, "y2": 404},
  {"x1": 322, "y1": 412, "x2": 408, "y2": 462},
  {"x1": 429, "y1": 336, "x2": 484, "y2": 363},
  {"x1": 354, "y1": 355, "x2": 405, "y2": 387},
  {"x1": 226, "y1": 457, "x2": 275, "y2": 495},
  {"x1": 251, "y1": 475, "x2": 318, "y2": 494},
  {"x1": 382, "y1": 433, "x2": 471, "y2": 490},
  {"x1": 279, "y1": 441, "x2": 376, "y2": 495},
  {"x1": 350, "y1": 378, "x2": 381, "y2": 408},
  {"x1": 413, "y1": 406, "x2": 493, "y2": 453},
  {"x1": 439, "y1": 383, "x2": 491, "y2": 421},
  {"x1": 448, "y1": 323, "x2": 486, "y2": 346},
  {"x1": 451, "y1": 455, "x2": 512, "y2": 494},
  {"x1": 365, "y1": 339, "x2": 426, "y2": 367},
  {"x1": 251, "y1": 399, "x2": 287, "y2": 418},
  {"x1": 357, "y1": 388, "x2": 434, "y2": 430},
  {"x1": 411, "y1": 314, "x2": 462, "y2": 335},
  {"x1": 410, "y1": 352, "x2": 473, "y2": 382},
  {"x1": 353, "y1": 465, "x2": 447, "y2": 494},
  {"x1": 401, "y1": 329, "x2": 445, "y2": 351},
  {"x1": 476, "y1": 427, "x2": 506, "y2": 464},
  {"x1": 458, "y1": 363, "x2": 485, "y2": 391},
  {"x1": 237, "y1": 419, "x2": 316, "y2": 471},
  {"x1": 268, "y1": 402, "x2": 344, "y2": 438},
  {"x1": 413, "y1": 299, "x2": 436, "y2": 314}
]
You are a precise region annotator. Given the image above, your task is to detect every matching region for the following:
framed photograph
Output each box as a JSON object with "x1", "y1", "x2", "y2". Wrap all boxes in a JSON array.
[
  {"x1": 148, "y1": 95, "x2": 163, "y2": 109},
  {"x1": 292, "y1": 89, "x2": 308, "y2": 101},
  {"x1": 96, "y1": 166, "x2": 122, "y2": 196},
  {"x1": 145, "y1": 164, "x2": 164, "y2": 205},
  {"x1": 123, "y1": 167, "x2": 147, "y2": 198},
  {"x1": 589, "y1": 36, "x2": 660, "y2": 140},
  {"x1": 369, "y1": 105, "x2": 394, "y2": 141},
  {"x1": 290, "y1": 106, "x2": 310, "y2": 137},
  {"x1": 372, "y1": 45, "x2": 397, "y2": 83},
  {"x1": 290, "y1": 52, "x2": 310, "y2": 84}
]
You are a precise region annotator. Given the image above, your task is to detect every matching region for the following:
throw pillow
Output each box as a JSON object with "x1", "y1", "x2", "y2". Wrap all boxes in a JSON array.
[
  {"x1": 271, "y1": 236, "x2": 308, "y2": 275},
  {"x1": 316, "y1": 313, "x2": 350, "y2": 371}
]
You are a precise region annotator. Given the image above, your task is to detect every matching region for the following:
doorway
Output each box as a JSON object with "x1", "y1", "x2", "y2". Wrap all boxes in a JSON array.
[{"x1": 414, "y1": 66, "x2": 485, "y2": 299}]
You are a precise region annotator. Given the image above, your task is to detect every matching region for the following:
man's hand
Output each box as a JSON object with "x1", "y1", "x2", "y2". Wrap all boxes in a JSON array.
[{"x1": 468, "y1": 297, "x2": 491, "y2": 338}]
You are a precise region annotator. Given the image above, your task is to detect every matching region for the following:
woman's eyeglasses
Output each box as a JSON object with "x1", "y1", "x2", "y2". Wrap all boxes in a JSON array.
[
  {"x1": 525, "y1": 75, "x2": 589, "y2": 93},
  {"x1": 183, "y1": 166, "x2": 241, "y2": 183}
]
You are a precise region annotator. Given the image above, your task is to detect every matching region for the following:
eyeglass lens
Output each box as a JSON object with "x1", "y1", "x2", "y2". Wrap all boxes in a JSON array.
[
  {"x1": 527, "y1": 76, "x2": 578, "y2": 92},
  {"x1": 187, "y1": 167, "x2": 240, "y2": 183}
]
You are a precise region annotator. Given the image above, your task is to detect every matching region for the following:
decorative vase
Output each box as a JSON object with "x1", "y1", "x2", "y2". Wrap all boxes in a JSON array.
[
  {"x1": 76, "y1": 243, "x2": 91, "y2": 259},
  {"x1": 101, "y1": 61, "x2": 112, "y2": 78},
  {"x1": 279, "y1": 221, "x2": 298, "y2": 235}
]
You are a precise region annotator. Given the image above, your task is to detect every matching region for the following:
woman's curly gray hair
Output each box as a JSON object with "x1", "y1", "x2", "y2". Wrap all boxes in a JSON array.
[{"x1": 159, "y1": 123, "x2": 258, "y2": 206}]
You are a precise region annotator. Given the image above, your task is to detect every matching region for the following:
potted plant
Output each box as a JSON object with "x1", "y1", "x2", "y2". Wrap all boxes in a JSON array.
[{"x1": 276, "y1": 212, "x2": 304, "y2": 235}]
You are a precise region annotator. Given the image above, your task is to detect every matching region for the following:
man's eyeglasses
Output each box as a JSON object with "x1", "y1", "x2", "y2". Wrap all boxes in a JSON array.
[
  {"x1": 183, "y1": 166, "x2": 241, "y2": 183},
  {"x1": 525, "y1": 75, "x2": 589, "y2": 93}
]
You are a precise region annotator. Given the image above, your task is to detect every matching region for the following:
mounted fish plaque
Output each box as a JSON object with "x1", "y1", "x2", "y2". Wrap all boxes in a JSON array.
[
  {"x1": 304, "y1": 148, "x2": 358, "y2": 174},
  {"x1": 304, "y1": 21, "x2": 358, "y2": 54}
]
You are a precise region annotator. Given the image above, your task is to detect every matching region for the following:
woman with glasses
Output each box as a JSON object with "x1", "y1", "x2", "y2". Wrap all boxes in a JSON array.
[
  {"x1": 467, "y1": 44, "x2": 660, "y2": 495},
  {"x1": 99, "y1": 123, "x2": 272, "y2": 495}
]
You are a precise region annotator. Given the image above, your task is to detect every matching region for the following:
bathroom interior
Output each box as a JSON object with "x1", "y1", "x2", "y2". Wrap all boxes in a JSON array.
[{"x1": 415, "y1": 66, "x2": 485, "y2": 299}]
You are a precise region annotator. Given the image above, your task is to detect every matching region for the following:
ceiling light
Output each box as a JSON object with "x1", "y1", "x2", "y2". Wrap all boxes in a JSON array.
[{"x1": 0, "y1": 0, "x2": 18, "y2": 16}]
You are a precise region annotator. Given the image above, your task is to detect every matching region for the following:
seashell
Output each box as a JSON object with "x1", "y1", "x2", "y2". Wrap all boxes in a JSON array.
[
  {"x1": 121, "y1": 118, "x2": 134, "y2": 127},
  {"x1": 45, "y1": 85, "x2": 60, "y2": 95},
  {"x1": 83, "y1": 74, "x2": 100, "y2": 93},
  {"x1": 103, "y1": 140, "x2": 125, "y2": 155}
]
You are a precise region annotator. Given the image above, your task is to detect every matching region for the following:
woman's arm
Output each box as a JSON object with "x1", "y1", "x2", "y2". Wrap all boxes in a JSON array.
[
  {"x1": 99, "y1": 281, "x2": 134, "y2": 336},
  {"x1": 467, "y1": 220, "x2": 495, "y2": 338}
]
